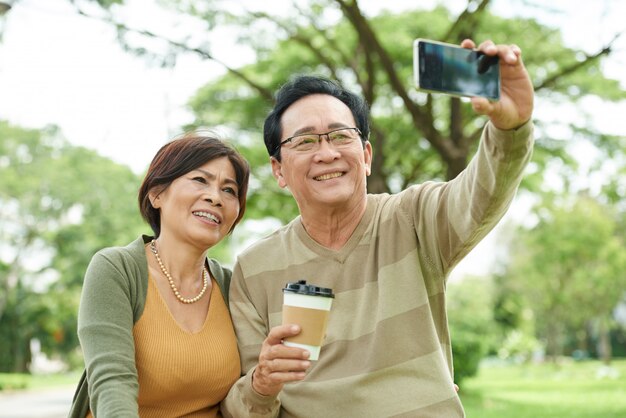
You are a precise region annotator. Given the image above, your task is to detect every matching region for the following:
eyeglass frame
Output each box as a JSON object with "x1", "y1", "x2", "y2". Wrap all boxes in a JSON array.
[{"x1": 276, "y1": 127, "x2": 364, "y2": 154}]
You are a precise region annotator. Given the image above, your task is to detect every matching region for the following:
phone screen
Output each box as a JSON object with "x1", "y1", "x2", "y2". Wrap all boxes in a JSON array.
[{"x1": 414, "y1": 40, "x2": 500, "y2": 100}]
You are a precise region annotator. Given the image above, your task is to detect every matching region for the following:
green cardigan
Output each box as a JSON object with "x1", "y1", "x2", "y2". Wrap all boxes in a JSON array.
[{"x1": 68, "y1": 235, "x2": 231, "y2": 418}]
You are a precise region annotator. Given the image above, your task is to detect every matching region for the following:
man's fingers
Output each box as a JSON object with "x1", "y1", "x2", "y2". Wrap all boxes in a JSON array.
[
  {"x1": 258, "y1": 358, "x2": 311, "y2": 375},
  {"x1": 264, "y1": 323, "x2": 302, "y2": 346},
  {"x1": 253, "y1": 347, "x2": 312, "y2": 396},
  {"x1": 263, "y1": 371, "x2": 307, "y2": 384},
  {"x1": 460, "y1": 38, "x2": 475, "y2": 49},
  {"x1": 471, "y1": 97, "x2": 495, "y2": 114},
  {"x1": 262, "y1": 343, "x2": 310, "y2": 362},
  {"x1": 477, "y1": 39, "x2": 497, "y2": 55},
  {"x1": 496, "y1": 44, "x2": 518, "y2": 64}
]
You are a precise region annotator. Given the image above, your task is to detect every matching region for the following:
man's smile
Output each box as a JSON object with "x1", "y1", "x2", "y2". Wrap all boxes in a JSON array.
[{"x1": 314, "y1": 172, "x2": 344, "y2": 181}]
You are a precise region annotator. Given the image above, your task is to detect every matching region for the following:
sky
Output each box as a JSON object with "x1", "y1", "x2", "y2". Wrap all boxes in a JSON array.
[{"x1": 1, "y1": 0, "x2": 625, "y2": 277}]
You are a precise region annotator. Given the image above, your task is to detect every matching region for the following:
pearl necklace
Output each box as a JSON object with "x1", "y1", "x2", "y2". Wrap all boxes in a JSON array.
[{"x1": 149, "y1": 239, "x2": 209, "y2": 304}]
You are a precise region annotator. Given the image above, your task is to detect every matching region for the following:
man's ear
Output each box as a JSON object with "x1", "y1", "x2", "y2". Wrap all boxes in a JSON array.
[
  {"x1": 364, "y1": 141, "x2": 373, "y2": 176},
  {"x1": 271, "y1": 157, "x2": 288, "y2": 189}
]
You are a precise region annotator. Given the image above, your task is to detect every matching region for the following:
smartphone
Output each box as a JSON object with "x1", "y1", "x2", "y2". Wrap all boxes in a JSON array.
[{"x1": 413, "y1": 39, "x2": 500, "y2": 100}]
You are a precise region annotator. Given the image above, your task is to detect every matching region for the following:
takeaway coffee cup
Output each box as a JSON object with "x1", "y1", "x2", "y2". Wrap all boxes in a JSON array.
[{"x1": 282, "y1": 280, "x2": 334, "y2": 361}]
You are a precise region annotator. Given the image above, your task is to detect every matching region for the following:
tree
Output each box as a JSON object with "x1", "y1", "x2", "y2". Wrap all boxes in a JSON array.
[
  {"x1": 0, "y1": 120, "x2": 146, "y2": 371},
  {"x1": 503, "y1": 195, "x2": 626, "y2": 363},
  {"x1": 71, "y1": 0, "x2": 626, "y2": 223},
  {"x1": 447, "y1": 275, "x2": 497, "y2": 382},
  {"x1": 64, "y1": 0, "x2": 626, "y2": 379}
]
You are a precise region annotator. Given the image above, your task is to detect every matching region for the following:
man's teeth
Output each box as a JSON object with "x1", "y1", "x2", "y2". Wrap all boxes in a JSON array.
[
  {"x1": 193, "y1": 211, "x2": 220, "y2": 223},
  {"x1": 315, "y1": 172, "x2": 343, "y2": 181}
]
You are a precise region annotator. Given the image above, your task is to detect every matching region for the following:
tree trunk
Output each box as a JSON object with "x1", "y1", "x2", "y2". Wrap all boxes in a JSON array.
[
  {"x1": 446, "y1": 154, "x2": 468, "y2": 180},
  {"x1": 12, "y1": 341, "x2": 31, "y2": 373},
  {"x1": 367, "y1": 126, "x2": 389, "y2": 194},
  {"x1": 545, "y1": 318, "x2": 564, "y2": 363},
  {"x1": 598, "y1": 318, "x2": 612, "y2": 366},
  {"x1": 446, "y1": 97, "x2": 468, "y2": 180}
]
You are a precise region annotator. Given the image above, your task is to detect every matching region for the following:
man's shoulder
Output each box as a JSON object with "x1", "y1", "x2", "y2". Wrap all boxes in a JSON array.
[
  {"x1": 238, "y1": 220, "x2": 297, "y2": 258},
  {"x1": 367, "y1": 186, "x2": 430, "y2": 209}
]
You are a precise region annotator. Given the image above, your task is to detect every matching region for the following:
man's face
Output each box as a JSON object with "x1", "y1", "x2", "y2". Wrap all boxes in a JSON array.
[{"x1": 271, "y1": 94, "x2": 372, "y2": 213}]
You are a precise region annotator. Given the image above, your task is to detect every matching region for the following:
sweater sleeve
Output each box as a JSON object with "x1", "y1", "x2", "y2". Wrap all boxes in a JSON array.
[
  {"x1": 403, "y1": 120, "x2": 534, "y2": 278},
  {"x1": 78, "y1": 250, "x2": 140, "y2": 417},
  {"x1": 220, "y1": 262, "x2": 280, "y2": 418}
]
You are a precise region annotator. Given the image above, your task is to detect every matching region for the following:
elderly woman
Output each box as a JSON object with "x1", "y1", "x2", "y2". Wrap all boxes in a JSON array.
[{"x1": 70, "y1": 132, "x2": 251, "y2": 417}]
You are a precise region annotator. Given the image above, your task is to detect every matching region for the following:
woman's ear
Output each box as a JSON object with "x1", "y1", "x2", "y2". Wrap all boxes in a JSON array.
[{"x1": 148, "y1": 189, "x2": 161, "y2": 208}]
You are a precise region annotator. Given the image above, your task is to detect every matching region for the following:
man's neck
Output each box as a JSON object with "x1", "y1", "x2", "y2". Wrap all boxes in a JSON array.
[{"x1": 299, "y1": 198, "x2": 367, "y2": 250}]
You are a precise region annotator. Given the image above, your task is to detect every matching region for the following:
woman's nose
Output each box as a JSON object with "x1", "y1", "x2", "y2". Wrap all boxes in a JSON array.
[{"x1": 203, "y1": 187, "x2": 222, "y2": 206}]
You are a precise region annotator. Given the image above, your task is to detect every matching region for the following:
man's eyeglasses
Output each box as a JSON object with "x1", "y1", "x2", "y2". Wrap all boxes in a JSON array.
[{"x1": 279, "y1": 127, "x2": 363, "y2": 153}]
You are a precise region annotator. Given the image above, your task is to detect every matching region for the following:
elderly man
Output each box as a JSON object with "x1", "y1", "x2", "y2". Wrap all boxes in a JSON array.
[{"x1": 223, "y1": 39, "x2": 534, "y2": 418}]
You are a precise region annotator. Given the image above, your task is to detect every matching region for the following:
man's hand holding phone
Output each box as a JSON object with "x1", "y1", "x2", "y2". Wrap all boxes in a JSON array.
[
  {"x1": 461, "y1": 39, "x2": 533, "y2": 131},
  {"x1": 414, "y1": 38, "x2": 533, "y2": 131}
]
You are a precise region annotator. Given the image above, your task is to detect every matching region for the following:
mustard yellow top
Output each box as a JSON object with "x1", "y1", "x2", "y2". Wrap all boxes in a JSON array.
[{"x1": 87, "y1": 274, "x2": 240, "y2": 417}]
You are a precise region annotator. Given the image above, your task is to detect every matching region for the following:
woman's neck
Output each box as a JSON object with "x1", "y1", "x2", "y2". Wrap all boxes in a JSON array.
[{"x1": 150, "y1": 235, "x2": 207, "y2": 285}]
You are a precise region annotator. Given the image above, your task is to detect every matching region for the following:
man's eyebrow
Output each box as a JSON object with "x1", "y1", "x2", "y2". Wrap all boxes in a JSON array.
[
  {"x1": 193, "y1": 168, "x2": 238, "y2": 187},
  {"x1": 291, "y1": 122, "x2": 351, "y2": 136}
]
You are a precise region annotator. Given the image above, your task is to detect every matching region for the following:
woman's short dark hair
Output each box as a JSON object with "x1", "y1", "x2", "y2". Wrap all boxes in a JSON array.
[
  {"x1": 138, "y1": 132, "x2": 250, "y2": 237},
  {"x1": 264, "y1": 75, "x2": 370, "y2": 161}
]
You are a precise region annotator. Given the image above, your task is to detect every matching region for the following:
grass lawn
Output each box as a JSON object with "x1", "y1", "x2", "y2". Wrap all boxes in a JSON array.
[
  {"x1": 460, "y1": 358, "x2": 626, "y2": 418},
  {"x1": 0, "y1": 371, "x2": 80, "y2": 391}
]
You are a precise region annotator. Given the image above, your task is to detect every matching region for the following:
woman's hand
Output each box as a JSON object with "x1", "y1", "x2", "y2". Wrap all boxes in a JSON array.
[{"x1": 252, "y1": 324, "x2": 312, "y2": 397}]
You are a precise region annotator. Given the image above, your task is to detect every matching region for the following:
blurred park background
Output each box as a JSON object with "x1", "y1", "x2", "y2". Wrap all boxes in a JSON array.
[{"x1": 1, "y1": 0, "x2": 625, "y2": 416}]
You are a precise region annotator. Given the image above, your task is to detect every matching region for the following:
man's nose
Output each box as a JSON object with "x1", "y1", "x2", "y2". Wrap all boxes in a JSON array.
[{"x1": 314, "y1": 134, "x2": 340, "y2": 159}]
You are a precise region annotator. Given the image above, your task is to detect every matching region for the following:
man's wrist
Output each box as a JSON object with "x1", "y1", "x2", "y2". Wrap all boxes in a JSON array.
[{"x1": 247, "y1": 366, "x2": 278, "y2": 400}]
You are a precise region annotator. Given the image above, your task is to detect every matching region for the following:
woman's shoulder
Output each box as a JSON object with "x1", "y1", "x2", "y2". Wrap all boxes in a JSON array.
[
  {"x1": 86, "y1": 235, "x2": 150, "y2": 287},
  {"x1": 94, "y1": 235, "x2": 150, "y2": 265},
  {"x1": 84, "y1": 235, "x2": 151, "y2": 312}
]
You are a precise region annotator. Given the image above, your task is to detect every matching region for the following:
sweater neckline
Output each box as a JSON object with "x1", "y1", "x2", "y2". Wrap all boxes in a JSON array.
[{"x1": 293, "y1": 195, "x2": 375, "y2": 263}]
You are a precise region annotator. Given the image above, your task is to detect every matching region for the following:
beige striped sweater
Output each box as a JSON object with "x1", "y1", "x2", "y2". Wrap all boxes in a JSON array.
[{"x1": 223, "y1": 121, "x2": 534, "y2": 418}]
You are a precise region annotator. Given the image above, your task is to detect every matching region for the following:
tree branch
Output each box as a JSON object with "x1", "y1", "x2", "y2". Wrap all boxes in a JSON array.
[
  {"x1": 442, "y1": 0, "x2": 492, "y2": 42},
  {"x1": 290, "y1": 3, "x2": 374, "y2": 99},
  {"x1": 535, "y1": 31, "x2": 624, "y2": 91},
  {"x1": 249, "y1": 10, "x2": 343, "y2": 81},
  {"x1": 73, "y1": 4, "x2": 274, "y2": 101},
  {"x1": 334, "y1": 0, "x2": 460, "y2": 161}
]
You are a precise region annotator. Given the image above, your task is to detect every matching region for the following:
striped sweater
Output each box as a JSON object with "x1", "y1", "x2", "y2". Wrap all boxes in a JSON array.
[{"x1": 223, "y1": 121, "x2": 534, "y2": 418}]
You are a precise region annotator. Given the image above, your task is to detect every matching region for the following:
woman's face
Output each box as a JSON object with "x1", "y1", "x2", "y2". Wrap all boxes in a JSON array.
[{"x1": 151, "y1": 157, "x2": 241, "y2": 249}]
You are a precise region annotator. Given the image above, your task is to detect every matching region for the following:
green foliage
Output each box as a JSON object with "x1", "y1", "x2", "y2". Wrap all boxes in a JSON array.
[
  {"x1": 447, "y1": 276, "x2": 497, "y2": 383},
  {"x1": 23, "y1": 0, "x2": 626, "y2": 378},
  {"x1": 79, "y1": 0, "x2": 626, "y2": 226},
  {"x1": 0, "y1": 120, "x2": 145, "y2": 372},
  {"x1": 180, "y1": 3, "x2": 626, "y2": 208},
  {"x1": 503, "y1": 195, "x2": 626, "y2": 360}
]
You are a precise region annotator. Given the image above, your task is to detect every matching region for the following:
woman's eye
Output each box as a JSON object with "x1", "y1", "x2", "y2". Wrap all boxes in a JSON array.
[
  {"x1": 223, "y1": 187, "x2": 238, "y2": 196},
  {"x1": 192, "y1": 177, "x2": 207, "y2": 183}
]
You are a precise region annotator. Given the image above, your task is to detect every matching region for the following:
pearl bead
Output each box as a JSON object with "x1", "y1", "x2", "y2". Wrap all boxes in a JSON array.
[{"x1": 150, "y1": 239, "x2": 208, "y2": 304}]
